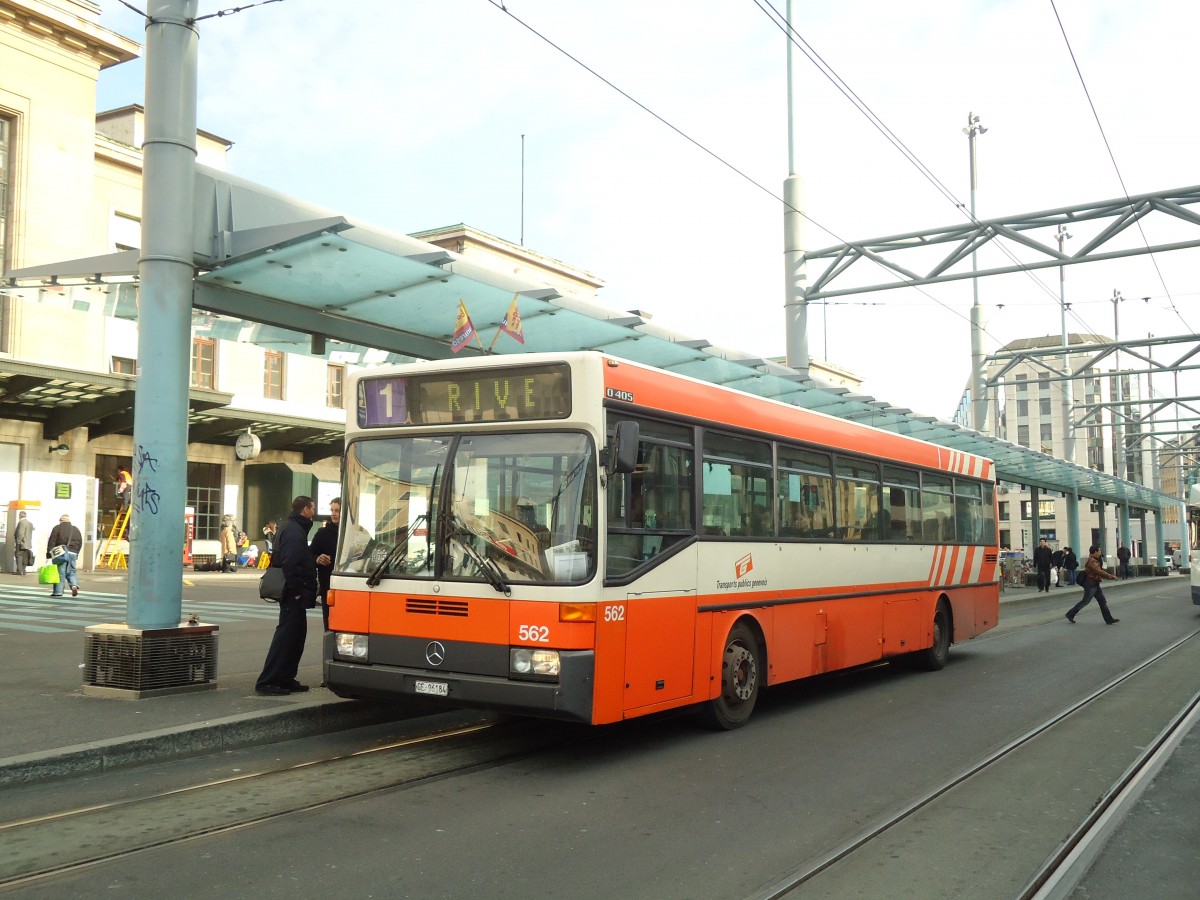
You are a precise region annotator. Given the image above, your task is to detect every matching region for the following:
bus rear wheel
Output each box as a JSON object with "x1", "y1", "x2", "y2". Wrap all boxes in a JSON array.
[
  {"x1": 913, "y1": 601, "x2": 951, "y2": 671},
  {"x1": 703, "y1": 622, "x2": 761, "y2": 730}
]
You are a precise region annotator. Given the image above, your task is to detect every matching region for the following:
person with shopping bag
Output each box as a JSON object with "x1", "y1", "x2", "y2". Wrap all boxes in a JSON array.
[{"x1": 46, "y1": 514, "x2": 83, "y2": 598}]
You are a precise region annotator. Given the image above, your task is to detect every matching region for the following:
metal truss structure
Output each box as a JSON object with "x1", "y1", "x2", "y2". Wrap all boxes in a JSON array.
[{"x1": 801, "y1": 185, "x2": 1200, "y2": 300}]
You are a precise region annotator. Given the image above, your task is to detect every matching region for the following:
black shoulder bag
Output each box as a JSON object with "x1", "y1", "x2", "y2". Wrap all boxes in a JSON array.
[{"x1": 259, "y1": 565, "x2": 286, "y2": 602}]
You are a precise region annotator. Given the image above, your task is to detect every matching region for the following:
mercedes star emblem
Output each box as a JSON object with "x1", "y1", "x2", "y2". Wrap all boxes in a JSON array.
[{"x1": 425, "y1": 641, "x2": 446, "y2": 666}]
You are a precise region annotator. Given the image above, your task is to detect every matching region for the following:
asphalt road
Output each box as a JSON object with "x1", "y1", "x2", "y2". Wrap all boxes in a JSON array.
[{"x1": 5, "y1": 578, "x2": 1197, "y2": 900}]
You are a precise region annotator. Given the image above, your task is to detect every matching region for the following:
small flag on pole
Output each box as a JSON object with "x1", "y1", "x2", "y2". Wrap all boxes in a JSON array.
[
  {"x1": 499, "y1": 294, "x2": 525, "y2": 344},
  {"x1": 450, "y1": 299, "x2": 476, "y2": 353}
]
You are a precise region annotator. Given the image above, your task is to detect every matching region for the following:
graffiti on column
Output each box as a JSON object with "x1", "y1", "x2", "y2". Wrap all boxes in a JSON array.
[{"x1": 133, "y1": 445, "x2": 161, "y2": 515}]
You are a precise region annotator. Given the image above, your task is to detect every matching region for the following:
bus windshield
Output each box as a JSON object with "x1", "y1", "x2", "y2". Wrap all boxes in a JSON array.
[{"x1": 337, "y1": 431, "x2": 597, "y2": 585}]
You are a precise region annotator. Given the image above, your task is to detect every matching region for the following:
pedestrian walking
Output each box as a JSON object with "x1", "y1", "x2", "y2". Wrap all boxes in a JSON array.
[
  {"x1": 13, "y1": 511, "x2": 34, "y2": 575},
  {"x1": 1066, "y1": 545, "x2": 1120, "y2": 625},
  {"x1": 1051, "y1": 546, "x2": 1065, "y2": 587},
  {"x1": 1032, "y1": 538, "x2": 1054, "y2": 593},
  {"x1": 46, "y1": 514, "x2": 83, "y2": 598},
  {"x1": 309, "y1": 496, "x2": 340, "y2": 632},
  {"x1": 255, "y1": 496, "x2": 318, "y2": 696}
]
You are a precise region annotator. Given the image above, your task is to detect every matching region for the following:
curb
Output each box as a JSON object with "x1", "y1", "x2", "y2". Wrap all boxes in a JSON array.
[{"x1": 0, "y1": 698, "x2": 417, "y2": 788}]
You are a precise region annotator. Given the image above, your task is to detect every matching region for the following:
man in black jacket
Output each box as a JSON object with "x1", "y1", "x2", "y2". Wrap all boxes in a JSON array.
[
  {"x1": 46, "y1": 514, "x2": 84, "y2": 598},
  {"x1": 1032, "y1": 538, "x2": 1054, "y2": 593},
  {"x1": 309, "y1": 496, "x2": 340, "y2": 632},
  {"x1": 255, "y1": 496, "x2": 318, "y2": 696}
]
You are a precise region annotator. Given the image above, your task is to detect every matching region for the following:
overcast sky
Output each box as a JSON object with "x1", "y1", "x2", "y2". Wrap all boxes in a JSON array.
[{"x1": 96, "y1": 0, "x2": 1200, "y2": 419}]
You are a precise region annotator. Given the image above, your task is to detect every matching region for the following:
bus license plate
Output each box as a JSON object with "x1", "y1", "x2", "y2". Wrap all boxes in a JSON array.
[{"x1": 415, "y1": 679, "x2": 448, "y2": 697}]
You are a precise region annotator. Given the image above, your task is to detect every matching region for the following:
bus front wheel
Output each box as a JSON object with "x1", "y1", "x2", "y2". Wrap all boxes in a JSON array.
[
  {"x1": 913, "y1": 601, "x2": 951, "y2": 671},
  {"x1": 703, "y1": 622, "x2": 761, "y2": 730}
]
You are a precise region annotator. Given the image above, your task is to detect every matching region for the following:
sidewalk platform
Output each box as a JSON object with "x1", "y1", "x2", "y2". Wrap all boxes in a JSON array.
[{"x1": 0, "y1": 569, "x2": 1172, "y2": 787}]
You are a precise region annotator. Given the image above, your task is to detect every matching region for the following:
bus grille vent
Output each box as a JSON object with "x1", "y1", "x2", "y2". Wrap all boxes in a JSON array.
[
  {"x1": 984, "y1": 551, "x2": 998, "y2": 564},
  {"x1": 406, "y1": 598, "x2": 469, "y2": 617}
]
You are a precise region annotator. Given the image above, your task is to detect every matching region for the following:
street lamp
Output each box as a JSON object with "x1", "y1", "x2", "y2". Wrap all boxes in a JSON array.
[
  {"x1": 1112, "y1": 289, "x2": 1125, "y2": 482},
  {"x1": 1056, "y1": 224, "x2": 1073, "y2": 458},
  {"x1": 1056, "y1": 224, "x2": 1081, "y2": 554},
  {"x1": 964, "y1": 112, "x2": 988, "y2": 431}
]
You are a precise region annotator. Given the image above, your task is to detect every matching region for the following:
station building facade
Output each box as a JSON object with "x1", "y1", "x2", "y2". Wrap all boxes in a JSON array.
[
  {"x1": 957, "y1": 334, "x2": 1162, "y2": 559},
  {"x1": 0, "y1": 1, "x2": 595, "y2": 563}
]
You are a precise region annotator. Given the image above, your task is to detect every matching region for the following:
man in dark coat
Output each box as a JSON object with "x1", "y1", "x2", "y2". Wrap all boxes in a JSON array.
[
  {"x1": 13, "y1": 511, "x2": 34, "y2": 575},
  {"x1": 1116, "y1": 543, "x2": 1132, "y2": 579},
  {"x1": 1032, "y1": 538, "x2": 1054, "y2": 593},
  {"x1": 309, "y1": 496, "x2": 340, "y2": 632},
  {"x1": 46, "y1": 514, "x2": 84, "y2": 598},
  {"x1": 255, "y1": 496, "x2": 318, "y2": 696},
  {"x1": 1062, "y1": 546, "x2": 1079, "y2": 585},
  {"x1": 1051, "y1": 546, "x2": 1065, "y2": 587}
]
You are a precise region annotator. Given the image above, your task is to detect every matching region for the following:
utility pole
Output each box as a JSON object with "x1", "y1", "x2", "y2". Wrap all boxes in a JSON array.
[
  {"x1": 783, "y1": 0, "x2": 809, "y2": 377},
  {"x1": 130, "y1": 0, "x2": 198, "y2": 628},
  {"x1": 1111, "y1": 289, "x2": 1125, "y2": 481},
  {"x1": 964, "y1": 112, "x2": 988, "y2": 430},
  {"x1": 1056, "y1": 224, "x2": 1081, "y2": 555}
]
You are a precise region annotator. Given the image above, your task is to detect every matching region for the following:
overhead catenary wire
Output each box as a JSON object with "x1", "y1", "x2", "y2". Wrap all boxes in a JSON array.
[
  {"x1": 484, "y1": 0, "x2": 1178, "y2": 424},
  {"x1": 480, "y1": 0, "x2": 990, "y2": 344},
  {"x1": 1049, "y1": 0, "x2": 1190, "y2": 334}
]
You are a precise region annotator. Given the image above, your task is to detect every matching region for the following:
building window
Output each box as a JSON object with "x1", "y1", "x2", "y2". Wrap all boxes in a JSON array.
[
  {"x1": 0, "y1": 115, "x2": 10, "y2": 274},
  {"x1": 1017, "y1": 399, "x2": 1028, "y2": 417},
  {"x1": 1020, "y1": 499, "x2": 1056, "y2": 520},
  {"x1": 1015, "y1": 374, "x2": 1027, "y2": 393},
  {"x1": 998, "y1": 501, "x2": 1010, "y2": 520},
  {"x1": 111, "y1": 356, "x2": 136, "y2": 375},
  {"x1": 264, "y1": 350, "x2": 285, "y2": 400},
  {"x1": 111, "y1": 211, "x2": 141, "y2": 251},
  {"x1": 1040, "y1": 398, "x2": 1051, "y2": 416},
  {"x1": 327, "y1": 363, "x2": 344, "y2": 408},
  {"x1": 0, "y1": 115, "x2": 11, "y2": 351},
  {"x1": 1040, "y1": 423, "x2": 1053, "y2": 444},
  {"x1": 1037, "y1": 372, "x2": 1050, "y2": 391},
  {"x1": 1017, "y1": 424, "x2": 1030, "y2": 447},
  {"x1": 186, "y1": 461, "x2": 225, "y2": 540},
  {"x1": 191, "y1": 337, "x2": 216, "y2": 388}
]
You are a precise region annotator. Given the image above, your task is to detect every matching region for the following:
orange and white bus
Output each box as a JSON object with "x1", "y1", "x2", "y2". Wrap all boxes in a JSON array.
[{"x1": 324, "y1": 351, "x2": 999, "y2": 728}]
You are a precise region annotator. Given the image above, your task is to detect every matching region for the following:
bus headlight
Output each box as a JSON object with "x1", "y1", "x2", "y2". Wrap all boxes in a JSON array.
[
  {"x1": 510, "y1": 648, "x2": 561, "y2": 681},
  {"x1": 334, "y1": 633, "x2": 369, "y2": 659}
]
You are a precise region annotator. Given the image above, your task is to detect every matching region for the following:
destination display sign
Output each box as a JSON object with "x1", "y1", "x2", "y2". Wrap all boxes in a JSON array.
[{"x1": 357, "y1": 364, "x2": 571, "y2": 427}]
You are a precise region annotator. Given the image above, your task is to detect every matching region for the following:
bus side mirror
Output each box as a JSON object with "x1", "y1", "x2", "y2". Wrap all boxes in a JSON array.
[{"x1": 608, "y1": 421, "x2": 640, "y2": 475}]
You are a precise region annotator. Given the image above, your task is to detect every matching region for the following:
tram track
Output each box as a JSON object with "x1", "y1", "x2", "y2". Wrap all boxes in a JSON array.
[
  {"x1": 747, "y1": 627, "x2": 1200, "y2": 899},
  {"x1": 4, "y1": 606, "x2": 1195, "y2": 897},
  {"x1": 0, "y1": 717, "x2": 589, "y2": 892}
]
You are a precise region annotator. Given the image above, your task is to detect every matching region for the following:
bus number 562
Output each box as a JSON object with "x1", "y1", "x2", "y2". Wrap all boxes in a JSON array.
[
  {"x1": 603, "y1": 604, "x2": 625, "y2": 622},
  {"x1": 518, "y1": 625, "x2": 550, "y2": 642}
]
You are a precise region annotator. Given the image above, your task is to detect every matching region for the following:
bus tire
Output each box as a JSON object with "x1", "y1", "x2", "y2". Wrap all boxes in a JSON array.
[
  {"x1": 703, "y1": 622, "x2": 761, "y2": 730},
  {"x1": 913, "y1": 600, "x2": 951, "y2": 671}
]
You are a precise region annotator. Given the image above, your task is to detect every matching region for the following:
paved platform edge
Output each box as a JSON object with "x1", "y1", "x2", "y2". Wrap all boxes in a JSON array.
[
  {"x1": 1, "y1": 575, "x2": 1175, "y2": 788},
  {"x1": 0, "y1": 697, "x2": 411, "y2": 788}
]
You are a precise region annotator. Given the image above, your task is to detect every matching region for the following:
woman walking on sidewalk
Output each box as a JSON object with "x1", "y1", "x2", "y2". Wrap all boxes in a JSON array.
[{"x1": 1066, "y1": 545, "x2": 1119, "y2": 625}]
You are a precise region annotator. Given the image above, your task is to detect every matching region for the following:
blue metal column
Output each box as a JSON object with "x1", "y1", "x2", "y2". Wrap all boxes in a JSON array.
[
  {"x1": 1067, "y1": 489, "x2": 1081, "y2": 558},
  {"x1": 129, "y1": 0, "x2": 198, "y2": 629},
  {"x1": 1030, "y1": 486, "x2": 1040, "y2": 545},
  {"x1": 1119, "y1": 503, "x2": 1131, "y2": 560}
]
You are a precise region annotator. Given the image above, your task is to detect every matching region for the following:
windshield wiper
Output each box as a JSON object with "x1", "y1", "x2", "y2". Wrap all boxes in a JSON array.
[
  {"x1": 366, "y1": 513, "x2": 427, "y2": 587},
  {"x1": 446, "y1": 515, "x2": 511, "y2": 596}
]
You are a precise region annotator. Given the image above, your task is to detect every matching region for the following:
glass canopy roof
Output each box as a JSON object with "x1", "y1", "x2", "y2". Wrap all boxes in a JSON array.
[
  {"x1": 191, "y1": 223, "x2": 1170, "y2": 512},
  {"x1": 5, "y1": 189, "x2": 1175, "y2": 514}
]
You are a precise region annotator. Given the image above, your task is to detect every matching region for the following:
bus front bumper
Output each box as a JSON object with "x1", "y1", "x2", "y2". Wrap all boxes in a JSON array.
[{"x1": 324, "y1": 649, "x2": 595, "y2": 724}]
